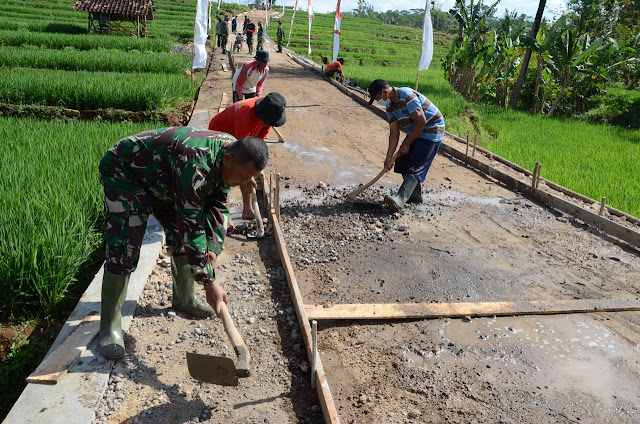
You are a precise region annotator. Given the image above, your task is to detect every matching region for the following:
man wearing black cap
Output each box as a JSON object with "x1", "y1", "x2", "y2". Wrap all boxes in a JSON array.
[
  {"x1": 367, "y1": 79, "x2": 445, "y2": 212},
  {"x1": 231, "y1": 50, "x2": 270, "y2": 103},
  {"x1": 208, "y1": 92, "x2": 287, "y2": 223}
]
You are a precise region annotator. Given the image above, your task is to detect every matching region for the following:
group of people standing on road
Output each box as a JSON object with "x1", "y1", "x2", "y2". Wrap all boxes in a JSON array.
[
  {"x1": 96, "y1": 13, "x2": 445, "y2": 366},
  {"x1": 216, "y1": 14, "x2": 286, "y2": 57}
]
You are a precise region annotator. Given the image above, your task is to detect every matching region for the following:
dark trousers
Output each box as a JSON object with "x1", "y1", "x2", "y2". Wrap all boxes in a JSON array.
[
  {"x1": 232, "y1": 91, "x2": 256, "y2": 104},
  {"x1": 324, "y1": 68, "x2": 341, "y2": 79}
]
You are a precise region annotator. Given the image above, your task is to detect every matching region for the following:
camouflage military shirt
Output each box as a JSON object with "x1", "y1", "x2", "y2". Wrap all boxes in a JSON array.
[{"x1": 100, "y1": 127, "x2": 235, "y2": 285}]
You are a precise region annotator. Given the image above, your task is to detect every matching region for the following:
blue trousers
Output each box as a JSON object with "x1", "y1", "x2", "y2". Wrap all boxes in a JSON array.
[{"x1": 394, "y1": 137, "x2": 442, "y2": 182}]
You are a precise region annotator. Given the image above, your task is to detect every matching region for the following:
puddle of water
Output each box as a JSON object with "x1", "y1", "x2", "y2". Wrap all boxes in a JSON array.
[
  {"x1": 281, "y1": 142, "x2": 358, "y2": 184},
  {"x1": 445, "y1": 315, "x2": 639, "y2": 406},
  {"x1": 425, "y1": 189, "x2": 503, "y2": 207}
]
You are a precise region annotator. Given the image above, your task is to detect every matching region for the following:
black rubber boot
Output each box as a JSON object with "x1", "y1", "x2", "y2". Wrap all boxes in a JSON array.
[
  {"x1": 384, "y1": 174, "x2": 420, "y2": 212},
  {"x1": 407, "y1": 182, "x2": 423, "y2": 204},
  {"x1": 99, "y1": 271, "x2": 130, "y2": 360},
  {"x1": 171, "y1": 255, "x2": 214, "y2": 318}
]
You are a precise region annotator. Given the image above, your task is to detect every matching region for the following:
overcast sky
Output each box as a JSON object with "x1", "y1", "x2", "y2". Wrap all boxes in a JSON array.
[{"x1": 280, "y1": 0, "x2": 568, "y2": 20}]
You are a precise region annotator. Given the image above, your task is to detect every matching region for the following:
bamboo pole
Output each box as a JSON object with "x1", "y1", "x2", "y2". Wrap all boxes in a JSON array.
[{"x1": 600, "y1": 197, "x2": 607, "y2": 215}]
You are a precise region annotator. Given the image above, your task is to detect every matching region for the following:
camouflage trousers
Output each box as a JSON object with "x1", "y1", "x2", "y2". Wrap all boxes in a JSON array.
[
  {"x1": 277, "y1": 38, "x2": 283, "y2": 52},
  {"x1": 99, "y1": 152, "x2": 218, "y2": 275},
  {"x1": 246, "y1": 34, "x2": 253, "y2": 54},
  {"x1": 257, "y1": 38, "x2": 264, "y2": 51}
]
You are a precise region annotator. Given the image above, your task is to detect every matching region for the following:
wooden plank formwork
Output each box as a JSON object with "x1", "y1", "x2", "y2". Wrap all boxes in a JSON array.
[{"x1": 260, "y1": 174, "x2": 341, "y2": 424}]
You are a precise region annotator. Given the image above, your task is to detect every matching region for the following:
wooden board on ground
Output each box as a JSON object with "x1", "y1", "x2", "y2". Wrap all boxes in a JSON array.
[
  {"x1": 218, "y1": 92, "x2": 228, "y2": 114},
  {"x1": 26, "y1": 313, "x2": 100, "y2": 384},
  {"x1": 305, "y1": 299, "x2": 640, "y2": 320},
  {"x1": 221, "y1": 63, "x2": 228, "y2": 72}
]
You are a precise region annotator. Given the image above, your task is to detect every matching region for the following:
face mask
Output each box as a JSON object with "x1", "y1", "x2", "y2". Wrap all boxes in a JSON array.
[{"x1": 377, "y1": 92, "x2": 391, "y2": 107}]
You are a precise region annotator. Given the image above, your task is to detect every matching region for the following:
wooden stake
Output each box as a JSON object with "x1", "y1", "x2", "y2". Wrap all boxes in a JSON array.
[
  {"x1": 269, "y1": 173, "x2": 274, "y2": 213},
  {"x1": 472, "y1": 134, "x2": 477, "y2": 157},
  {"x1": 275, "y1": 173, "x2": 281, "y2": 222},
  {"x1": 530, "y1": 162, "x2": 540, "y2": 197},
  {"x1": 311, "y1": 320, "x2": 317, "y2": 389},
  {"x1": 599, "y1": 197, "x2": 607, "y2": 216},
  {"x1": 465, "y1": 133, "x2": 469, "y2": 160}
]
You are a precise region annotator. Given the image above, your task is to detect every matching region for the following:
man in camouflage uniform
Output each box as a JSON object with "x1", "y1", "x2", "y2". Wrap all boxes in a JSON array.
[
  {"x1": 220, "y1": 16, "x2": 230, "y2": 54},
  {"x1": 98, "y1": 127, "x2": 268, "y2": 360},
  {"x1": 256, "y1": 21, "x2": 264, "y2": 52},
  {"x1": 245, "y1": 19, "x2": 256, "y2": 54},
  {"x1": 276, "y1": 20, "x2": 284, "y2": 52}
]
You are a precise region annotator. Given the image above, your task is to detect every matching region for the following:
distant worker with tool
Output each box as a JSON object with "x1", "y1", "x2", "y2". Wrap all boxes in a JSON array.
[
  {"x1": 215, "y1": 16, "x2": 224, "y2": 49},
  {"x1": 245, "y1": 18, "x2": 256, "y2": 54},
  {"x1": 97, "y1": 127, "x2": 268, "y2": 360},
  {"x1": 231, "y1": 50, "x2": 270, "y2": 103},
  {"x1": 324, "y1": 57, "x2": 345, "y2": 81},
  {"x1": 367, "y1": 78, "x2": 445, "y2": 212},
  {"x1": 276, "y1": 19, "x2": 284, "y2": 52},
  {"x1": 209, "y1": 92, "x2": 286, "y2": 225}
]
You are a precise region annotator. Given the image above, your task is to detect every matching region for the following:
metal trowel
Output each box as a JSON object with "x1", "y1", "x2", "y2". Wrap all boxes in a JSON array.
[{"x1": 186, "y1": 303, "x2": 251, "y2": 386}]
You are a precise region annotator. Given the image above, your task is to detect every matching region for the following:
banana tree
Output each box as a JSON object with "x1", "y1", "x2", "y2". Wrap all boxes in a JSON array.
[{"x1": 546, "y1": 28, "x2": 605, "y2": 116}]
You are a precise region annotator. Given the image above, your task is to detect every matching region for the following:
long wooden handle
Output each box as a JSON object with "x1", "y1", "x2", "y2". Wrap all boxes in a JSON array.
[
  {"x1": 273, "y1": 127, "x2": 285, "y2": 142},
  {"x1": 219, "y1": 302, "x2": 251, "y2": 377},
  {"x1": 251, "y1": 187, "x2": 264, "y2": 237},
  {"x1": 346, "y1": 151, "x2": 400, "y2": 200}
]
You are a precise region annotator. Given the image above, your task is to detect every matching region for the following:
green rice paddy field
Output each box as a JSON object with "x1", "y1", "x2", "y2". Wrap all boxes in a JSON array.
[
  {"x1": 0, "y1": 0, "x2": 204, "y2": 321},
  {"x1": 272, "y1": 10, "x2": 640, "y2": 218}
]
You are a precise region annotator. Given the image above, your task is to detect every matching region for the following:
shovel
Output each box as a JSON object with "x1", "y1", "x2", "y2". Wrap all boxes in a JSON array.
[
  {"x1": 345, "y1": 152, "x2": 399, "y2": 202},
  {"x1": 186, "y1": 302, "x2": 251, "y2": 386}
]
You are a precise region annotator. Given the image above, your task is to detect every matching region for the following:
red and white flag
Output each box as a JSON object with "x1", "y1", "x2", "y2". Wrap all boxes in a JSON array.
[
  {"x1": 287, "y1": 0, "x2": 299, "y2": 47},
  {"x1": 307, "y1": 0, "x2": 314, "y2": 54},
  {"x1": 332, "y1": 0, "x2": 342, "y2": 62},
  {"x1": 418, "y1": 0, "x2": 433, "y2": 71}
]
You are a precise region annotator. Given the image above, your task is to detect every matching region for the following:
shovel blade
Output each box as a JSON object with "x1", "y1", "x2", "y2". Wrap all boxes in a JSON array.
[{"x1": 186, "y1": 352, "x2": 238, "y2": 386}]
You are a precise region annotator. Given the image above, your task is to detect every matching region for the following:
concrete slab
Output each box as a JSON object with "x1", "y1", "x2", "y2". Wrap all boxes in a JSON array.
[{"x1": 3, "y1": 217, "x2": 164, "y2": 424}]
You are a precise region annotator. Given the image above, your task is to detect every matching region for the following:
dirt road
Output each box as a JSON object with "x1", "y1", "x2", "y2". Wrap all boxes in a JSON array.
[{"x1": 96, "y1": 11, "x2": 640, "y2": 424}]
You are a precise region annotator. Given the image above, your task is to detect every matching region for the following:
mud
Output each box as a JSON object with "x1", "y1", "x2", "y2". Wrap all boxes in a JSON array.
[{"x1": 95, "y1": 10, "x2": 640, "y2": 424}]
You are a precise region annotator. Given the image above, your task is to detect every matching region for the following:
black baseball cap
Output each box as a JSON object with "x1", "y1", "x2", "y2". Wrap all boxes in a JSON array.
[
  {"x1": 255, "y1": 50, "x2": 270, "y2": 62},
  {"x1": 255, "y1": 92, "x2": 286, "y2": 127},
  {"x1": 367, "y1": 79, "x2": 390, "y2": 105}
]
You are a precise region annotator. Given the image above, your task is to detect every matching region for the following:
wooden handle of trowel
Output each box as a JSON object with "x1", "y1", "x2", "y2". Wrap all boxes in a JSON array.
[
  {"x1": 272, "y1": 127, "x2": 285, "y2": 142},
  {"x1": 251, "y1": 187, "x2": 265, "y2": 238},
  {"x1": 219, "y1": 302, "x2": 251, "y2": 377},
  {"x1": 346, "y1": 151, "x2": 400, "y2": 200}
]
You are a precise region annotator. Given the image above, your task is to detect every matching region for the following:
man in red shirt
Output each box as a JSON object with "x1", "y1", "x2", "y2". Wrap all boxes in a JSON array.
[
  {"x1": 209, "y1": 92, "x2": 286, "y2": 224},
  {"x1": 324, "y1": 58, "x2": 344, "y2": 80}
]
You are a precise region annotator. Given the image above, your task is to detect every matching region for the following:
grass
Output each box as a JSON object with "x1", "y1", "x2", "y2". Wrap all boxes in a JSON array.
[
  {"x1": 0, "y1": 68, "x2": 197, "y2": 111},
  {"x1": 0, "y1": 47, "x2": 191, "y2": 74},
  {"x1": 275, "y1": 10, "x2": 640, "y2": 218},
  {"x1": 0, "y1": 117, "x2": 163, "y2": 321}
]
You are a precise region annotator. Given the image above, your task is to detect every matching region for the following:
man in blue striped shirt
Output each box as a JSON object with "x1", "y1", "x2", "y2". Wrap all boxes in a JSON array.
[{"x1": 367, "y1": 79, "x2": 445, "y2": 212}]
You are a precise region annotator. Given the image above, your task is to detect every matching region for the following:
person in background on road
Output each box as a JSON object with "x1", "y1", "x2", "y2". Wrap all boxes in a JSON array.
[
  {"x1": 256, "y1": 21, "x2": 265, "y2": 52},
  {"x1": 324, "y1": 58, "x2": 345, "y2": 81},
  {"x1": 243, "y1": 15, "x2": 249, "y2": 33},
  {"x1": 234, "y1": 31, "x2": 244, "y2": 53},
  {"x1": 231, "y1": 50, "x2": 270, "y2": 103},
  {"x1": 208, "y1": 92, "x2": 286, "y2": 226},
  {"x1": 324, "y1": 57, "x2": 344, "y2": 81},
  {"x1": 367, "y1": 79, "x2": 445, "y2": 212},
  {"x1": 220, "y1": 16, "x2": 230, "y2": 54},
  {"x1": 231, "y1": 15, "x2": 237, "y2": 33},
  {"x1": 245, "y1": 18, "x2": 256, "y2": 54},
  {"x1": 215, "y1": 16, "x2": 223, "y2": 48},
  {"x1": 97, "y1": 127, "x2": 268, "y2": 360},
  {"x1": 276, "y1": 19, "x2": 285, "y2": 52}
]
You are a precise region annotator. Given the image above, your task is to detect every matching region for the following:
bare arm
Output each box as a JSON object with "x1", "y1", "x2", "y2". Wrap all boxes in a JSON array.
[{"x1": 385, "y1": 121, "x2": 400, "y2": 170}]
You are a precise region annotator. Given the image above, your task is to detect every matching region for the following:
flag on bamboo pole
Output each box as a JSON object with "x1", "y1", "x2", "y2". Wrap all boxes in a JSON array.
[
  {"x1": 418, "y1": 0, "x2": 433, "y2": 71},
  {"x1": 193, "y1": 0, "x2": 209, "y2": 69},
  {"x1": 287, "y1": 0, "x2": 299, "y2": 47},
  {"x1": 332, "y1": 0, "x2": 342, "y2": 62},
  {"x1": 307, "y1": 0, "x2": 314, "y2": 55}
]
